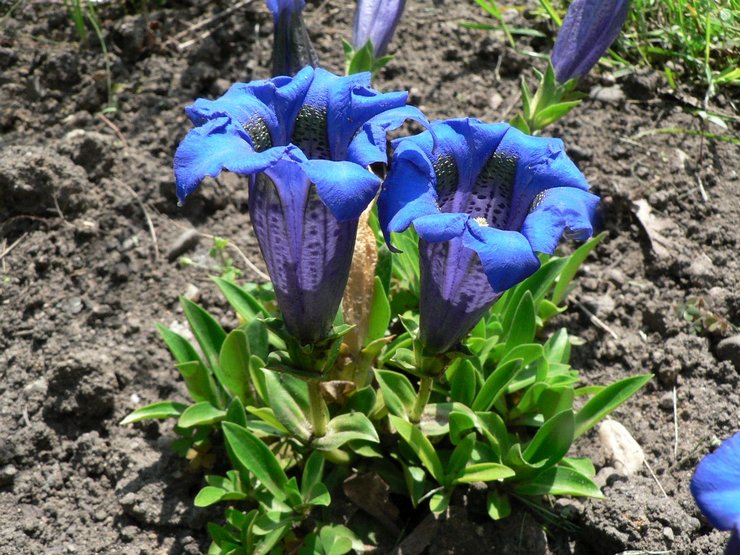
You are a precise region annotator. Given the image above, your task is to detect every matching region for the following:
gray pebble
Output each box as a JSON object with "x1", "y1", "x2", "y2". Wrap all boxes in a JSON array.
[
  {"x1": 716, "y1": 335, "x2": 740, "y2": 371},
  {"x1": 166, "y1": 228, "x2": 200, "y2": 262}
]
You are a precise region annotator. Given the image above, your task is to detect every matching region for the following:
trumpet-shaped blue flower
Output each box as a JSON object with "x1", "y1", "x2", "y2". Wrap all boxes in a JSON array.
[
  {"x1": 175, "y1": 66, "x2": 427, "y2": 344},
  {"x1": 551, "y1": 0, "x2": 630, "y2": 83},
  {"x1": 352, "y1": 0, "x2": 406, "y2": 57},
  {"x1": 691, "y1": 432, "x2": 740, "y2": 554},
  {"x1": 266, "y1": 0, "x2": 318, "y2": 75},
  {"x1": 379, "y1": 119, "x2": 599, "y2": 354}
]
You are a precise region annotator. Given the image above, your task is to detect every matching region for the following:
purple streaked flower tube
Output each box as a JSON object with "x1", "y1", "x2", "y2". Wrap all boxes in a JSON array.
[
  {"x1": 266, "y1": 0, "x2": 318, "y2": 76},
  {"x1": 551, "y1": 0, "x2": 630, "y2": 83},
  {"x1": 378, "y1": 119, "x2": 599, "y2": 354},
  {"x1": 174, "y1": 66, "x2": 427, "y2": 345},
  {"x1": 691, "y1": 432, "x2": 740, "y2": 555},
  {"x1": 352, "y1": 0, "x2": 406, "y2": 57}
]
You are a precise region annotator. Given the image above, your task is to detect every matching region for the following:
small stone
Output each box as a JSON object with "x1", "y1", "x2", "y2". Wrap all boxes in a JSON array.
[
  {"x1": 716, "y1": 335, "x2": 740, "y2": 371},
  {"x1": 663, "y1": 526, "x2": 675, "y2": 542},
  {"x1": 671, "y1": 148, "x2": 689, "y2": 173},
  {"x1": 607, "y1": 268, "x2": 627, "y2": 286},
  {"x1": 489, "y1": 92, "x2": 503, "y2": 111},
  {"x1": 685, "y1": 254, "x2": 716, "y2": 286},
  {"x1": 166, "y1": 228, "x2": 200, "y2": 262},
  {"x1": 590, "y1": 85, "x2": 625, "y2": 104},
  {"x1": 0, "y1": 464, "x2": 17, "y2": 486},
  {"x1": 598, "y1": 420, "x2": 645, "y2": 476},
  {"x1": 183, "y1": 283, "x2": 200, "y2": 302}
]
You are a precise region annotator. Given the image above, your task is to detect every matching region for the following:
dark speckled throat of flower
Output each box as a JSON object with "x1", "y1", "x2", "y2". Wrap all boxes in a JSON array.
[
  {"x1": 379, "y1": 118, "x2": 600, "y2": 354},
  {"x1": 174, "y1": 66, "x2": 428, "y2": 345}
]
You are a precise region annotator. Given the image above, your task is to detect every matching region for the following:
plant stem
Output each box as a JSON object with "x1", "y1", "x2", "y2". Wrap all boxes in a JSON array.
[
  {"x1": 307, "y1": 379, "x2": 329, "y2": 437},
  {"x1": 410, "y1": 376, "x2": 434, "y2": 423}
]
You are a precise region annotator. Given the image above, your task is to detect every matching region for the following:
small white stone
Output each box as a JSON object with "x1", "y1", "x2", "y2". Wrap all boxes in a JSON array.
[{"x1": 598, "y1": 420, "x2": 645, "y2": 476}]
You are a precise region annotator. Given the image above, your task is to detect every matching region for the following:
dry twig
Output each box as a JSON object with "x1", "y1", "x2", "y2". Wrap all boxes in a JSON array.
[{"x1": 117, "y1": 180, "x2": 160, "y2": 261}]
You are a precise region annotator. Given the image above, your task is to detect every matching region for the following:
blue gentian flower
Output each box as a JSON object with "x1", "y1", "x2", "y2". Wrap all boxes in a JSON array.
[
  {"x1": 174, "y1": 66, "x2": 427, "y2": 345},
  {"x1": 352, "y1": 0, "x2": 406, "y2": 57},
  {"x1": 266, "y1": 0, "x2": 318, "y2": 75},
  {"x1": 691, "y1": 432, "x2": 740, "y2": 554},
  {"x1": 551, "y1": 0, "x2": 630, "y2": 83},
  {"x1": 378, "y1": 118, "x2": 599, "y2": 354}
]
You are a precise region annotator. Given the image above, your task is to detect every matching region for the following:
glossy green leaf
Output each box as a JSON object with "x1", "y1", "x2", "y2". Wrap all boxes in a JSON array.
[
  {"x1": 512, "y1": 466, "x2": 604, "y2": 498},
  {"x1": 366, "y1": 276, "x2": 391, "y2": 345},
  {"x1": 218, "y1": 329, "x2": 252, "y2": 403},
  {"x1": 263, "y1": 370, "x2": 311, "y2": 441},
  {"x1": 318, "y1": 525, "x2": 355, "y2": 555},
  {"x1": 180, "y1": 296, "x2": 226, "y2": 372},
  {"x1": 222, "y1": 422, "x2": 289, "y2": 501},
  {"x1": 245, "y1": 319, "x2": 269, "y2": 361},
  {"x1": 498, "y1": 343, "x2": 544, "y2": 367},
  {"x1": 177, "y1": 360, "x2": 220, "y2": 405},
  {"x1": 156, "y1": 323, "x2": 201, "y2": 365},
  {"x1": 375, "y1": 369, "x2": 416, "y2": 419},
  {"x1": 120, "y1": 400, "x2": 187, "y2": 425},
  {"x1": 504, "y1": 291, "x2": 536, "y2": 350},
  {"x1": 178, "y1": 401, "x2": 227, "y2": 428},
  {"x1": 454, "y1": 462, "x2": 515, "y2": 484},
  {"x1": 419, "y1": 402, "x2": 462, "y2": 438},
  {"x1": 403, "y1": 464, "x2": 427, "y2": 508},
  {"x1": 544, "y1": 328, "x2": 571, "y2": 364},
  {"x1": 212, "y1": 276, "x2": 269, "y2": 321},
  {"x1": 429, "y1": 490, "x2": 451, "y2": 514},
  {"x1": 472, "y1": 358, "x2": 521, "y2": 412},
  {"x1": 574, "y1": 374, "x2": 652, "y2": 438},
  {"x1": 561, "y1": 457, "x2": 596, "y2": 478},
  {"x1": 312, "y1": 413, "x2": 379, "y2": 451},
  {"x1": 390, "y1": 415, "x2": 445, "y2": 484},
  {"x1": 551, "y1": 232, "x2": 605, "y2": 306},
  {"x1": 446, "y1": 433, "x2": 476, "y2": 482},
  {"x1": 194, "y1": 485, "x2": 247, "y2": 507},
  {"x1": 486, "y1": 490, "x2": 511, "y2": 520},
  {"x1": 225, "y1": 396, "x2": 247, "y2": 427},
  {"x1": 522, "y1": 409, "x2": 574, "y2": 468},
  {"x1": 447, "y1": 358, "x2": 477, "y2": 405}
]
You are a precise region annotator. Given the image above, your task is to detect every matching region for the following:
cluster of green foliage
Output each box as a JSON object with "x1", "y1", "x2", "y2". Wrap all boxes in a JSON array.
[{"x1": 124, "y1": 228, "x2": 650, "y2": 554}]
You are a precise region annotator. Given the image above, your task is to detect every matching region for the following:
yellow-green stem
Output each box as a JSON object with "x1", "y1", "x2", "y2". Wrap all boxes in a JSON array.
[
  {"x1": 410, "y1": 376, "x2": 434, "y2": 423},
  {"x1": 307, "y1": 379, "x2": 329, "y2": 437}
]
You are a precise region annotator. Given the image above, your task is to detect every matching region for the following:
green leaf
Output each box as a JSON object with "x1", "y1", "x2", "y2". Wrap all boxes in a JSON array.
[
  {"x1": 498, "y1": 343, "x2": 544, "y2": 368},
  {"x1": 551, "y1": 232, "x2": 605, "y2": 306},
  {"x1": 156, "y1": 323, "x2": 202, "y2": 365},
  {"x1": 120, "y1": 401, "x2": 188, "y2": 425},
  {"x1": 177, "y1": 360, "x2": 220, "y2": 405},
  {"x1": 218, "y1": 329, "x2": 252, "y2": 403},
  {"x1": 522, "y1": 409, "x2": 574, "y2": 468},
  {"x1": 429, "y1": 490, "x2": 451, "y2": 514},
  {"x1": 347, "y1": 40, "x2": 375, "y2": 74},
  {"x1": 446, "y1": 433, "x2": 476, "y2": 483},
  {"x1": 245, "y1": 406, "x2": 289, "y2": 436},
  {"x1": 574, "y1": 374, "x2": 652, "y2": 438},
  {"x1": 513, "y1": 466, "x2": 604, "y2": 498},
  {"x1": 178, "y1": 402, "x2": 227, "y2": 428},
  {"x1": 419, "y1": 402, "x2": 462, "y2": 438},
  {"x1": 504, "y1": 291, "x2": 536, "y2": 350},
  {"x1": 403, "y1": 464, "x2": 427, "y2": 508},
  {"x1": 245, "y1": 319, "x2": 269, "y2": 361},
  {"x1": 225, "y1": 396, "x2": 247, "y2": 427},
  {"x1": 472, "y1": 358, "x2": 521, "y2": 412},
  {"x1": 263, "y1": 370, "x2": 311, "y2": 441},
  {"x1": 213, "y1": 276, "x2": 269, "y2": 321},
  {"x1": 390, "y1": 415, "x2": 444, "y2": 484},
  {"x1": 487, "y1": 490, "x2": 511, "y2": 520},
  {"x1": 194, "y1": 486, "x2": 247, "y2": 507},
  {"x1": 375, "y1": 369, "x2": 416, "y2": 419},
  {"x1": 544, "y1": 328, "x2": 570, "y2": 364},
  {"x1": 366, "y1": 276, "x2": 391, "y2": 345},
  {"x1": 312, "y1": 413, "x2": 379, "y2": 451},
  {"x1": 455, "y1": 462, "x2": 514, "y2": 484},
  {"x1": 446, "y1": 358, "x2": 477, "y2": 405},
  {"x1": 180, "y1": 296, "x2": 226, "y2": 372},
  {"x1": 222, "y1": 422, "x2": 289, "y2": 501},
  {"x1": 561, "y1": 457, "x2": 596, "y2": 478},
  {"x1": 532, "y1": 100, "x2": 581, "y2": 129},
  {"x1": 319, "y1": 525, "x2": 355, "y2": 555}
]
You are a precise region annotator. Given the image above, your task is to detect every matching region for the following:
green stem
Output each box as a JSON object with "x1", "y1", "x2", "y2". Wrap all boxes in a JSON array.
[
  {"x1": 321, "y1": 448, "x2": 351, "y2": 465},
  {"x1": 307, "y1": 379, "x2": 329, "y2": 437},
  {"x1": 410, "y1": 376, "x2": 434, "y2": 423}
]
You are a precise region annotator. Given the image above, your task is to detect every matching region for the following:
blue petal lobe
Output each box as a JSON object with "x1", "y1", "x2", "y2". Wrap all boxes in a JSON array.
[
  {"x1": 301, "y1": 159, "x2": 381, "y2": 221},
  {"x1": 173, "y1": 117, "x2": 290, "y2": 202},
  {"x1": 521, "y1": 187, "x2": 600, "y2": 254},
  {"x1": 691, "y1": 432, "x2": 740, "y2": 532},
  {"x1": 413, "y1": 213, "x2": 468, "y2": 243},
  {"x1": 462, "y1": 222, "x2": 541, "y2": 292}
]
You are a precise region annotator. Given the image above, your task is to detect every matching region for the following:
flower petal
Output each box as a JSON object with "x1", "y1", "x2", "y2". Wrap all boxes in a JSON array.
[
  {"x1": 413, "y1": 213, "x2": 468, "y2": 243},
  {"x1": 300, "y1": 159, "x2": 382, "y2": 221},
  {"x1": 691, "y1": 432, "x2": 740, "y2": 532},
  {"x1": 462, "y1": 222, "x2": 541, "y2": 292},
  {"x1": 173, "y1": 117, "x2": 292, "y2": 202},
  {"x1": 521, "y1": 187, "x2": 600, "y2": 254},
  {"x1": 347, "y1": 104, "x2": 430, "y2": 167}
]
